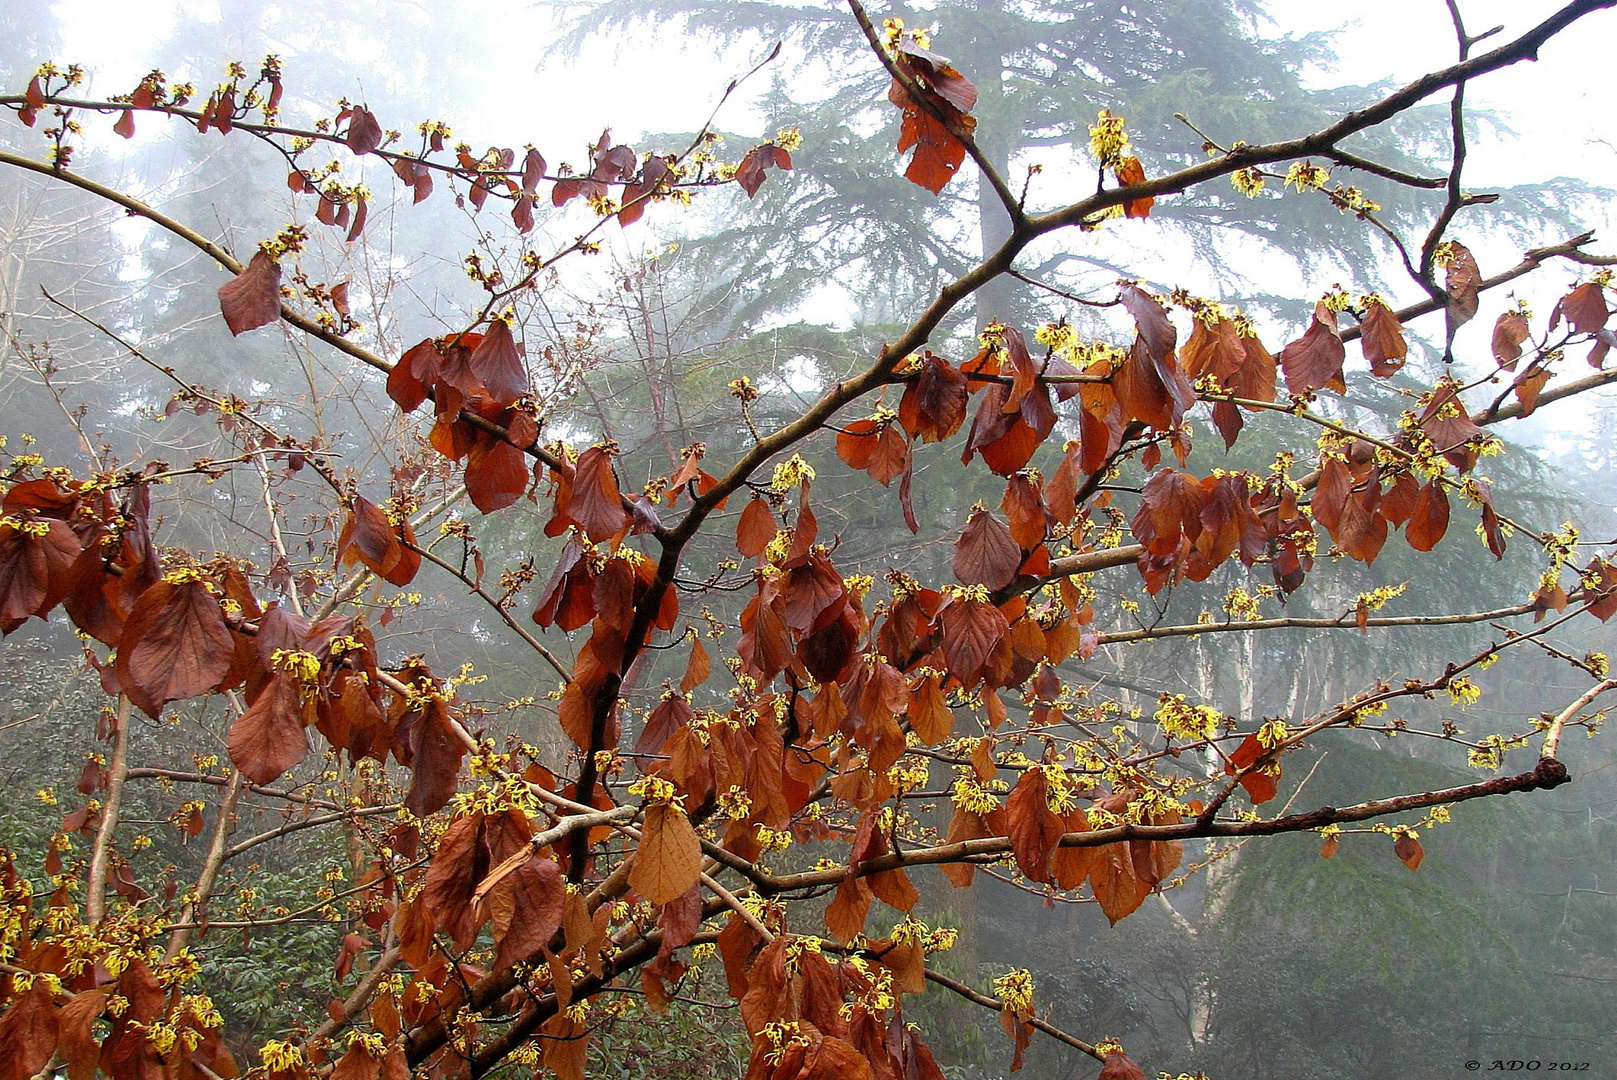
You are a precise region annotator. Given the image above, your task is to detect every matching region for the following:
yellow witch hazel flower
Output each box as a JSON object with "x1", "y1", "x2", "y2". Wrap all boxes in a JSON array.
[
  {"x1": 1155, "y1": 694, "x2": 1221, "y2": 742},
  {"x1": 1088, "y1": 110, "x2": 1129, "y2": 166},
  {"x1": 1231, "y1": 166, "x2": 1265, "y2": 196},
  {"x1": 993, "y1": 968, "x2": 1035, "y2": 1014},
  {"x1": 1285, "y1": 161, "x2": 1329, "y2": 191},
  {"x1": 1447, "y1": 676, "x2": 1482, "y2": 708},
  {"x1": 770, "y1": 454, "x2": 816, "y2": 491}
]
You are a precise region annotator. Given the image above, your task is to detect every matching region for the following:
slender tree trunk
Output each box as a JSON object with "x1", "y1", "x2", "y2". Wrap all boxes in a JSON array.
[{"x1": 970, "y1": 0, "x2": 1015, "y2": 334}]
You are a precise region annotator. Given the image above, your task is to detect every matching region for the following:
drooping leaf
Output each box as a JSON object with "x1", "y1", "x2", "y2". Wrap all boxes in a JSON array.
[
  {"x1": 567, "y1": 446, "x2": 630, "y2": 542},
  {"x1": 0, "y1": 516, "x2": 78, "y2": 634},
  {"x1": 630, "y1": 803, "x2": 702, "y2": 906},
  {"x1": 736, "y1": 497, "x2": 777, "y2": 559},
  {"x1": 1444, "y1": 241, "x2": 1482, "y2": 339},
  {"x1": 0, "y1": 984, "x2": 58, "y2": 1080},
  {"x1": 469, "y1": 319, "x2": 527, "y2": 406},
  {"x1": 1096, "y1": 1049, "x2": 1148, "y2": 1080},
  {"x1": 898, "y1": 352, "x2": 968, "y2": 443},
  {"x1": 402, "y1": 696, "x2": 468, "y2": 817},
  {"x1": 1359, "y1": 299, "x2": 1407, "y2": 377},
  {"x1": 888, "y1": 43, "x2": 978, "y2": 194},
  {"x1": 953, "y1": 508, "x2": 1020, "y2": 590},
  {"x1": 488, "y1": 855, "x2": 564, "y2": 972},
  {"x1": 345, "y1": 106, "x2": 383, "y2": 155},
  {"x1": 825, "y1": 874, "x2": 874, "y2": 943},
  {"x1": 115, "y1": 578, "x2": 235, "y2": 718},
  {"x1": 1549, "y1": 281, "x2": 1610, "y2": 336},
  {"x1": 1393, "y1": 832, "x2": 1425, "y2": 870},
  {"x1": 1511, "y1": 366, "x2": 1552, "y2": 417},
  {"x1": 1279, "y1": 302, "x2": 1346, "y2": 396},
  {"x1": 465, "y1": 437, "x2": 528, "y2": 514},
  {"x1": 939, "y1": 596, "x2": 1009, "y2": 686},
  {"x1": 1225, "y1": 732, "x2": 1278, "y2": 804},
  {"x1": 1114, "y1": 155, "x2": 1153, "y2": 218},
  {"x1": 1004, "y1": 769, "x2": 1063, "y2": 884},
  {"x1": 217, "y1": 250, "x2": 282, "y2": 336},
  {"x1": 227, "y1": 670, "x2": 311, "y2": 784},
  {"x1": 1405, "y1": 482, "x2": 1450, "y2": 552},
  {"x1": 1492, "y1": 310, "x2": 1530, "y2": 369}
]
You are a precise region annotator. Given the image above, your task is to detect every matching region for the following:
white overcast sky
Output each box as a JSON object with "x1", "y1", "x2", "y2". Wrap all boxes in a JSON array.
[{"x1": 48, "y1": 0, "x2": 1616, "y2": 183}]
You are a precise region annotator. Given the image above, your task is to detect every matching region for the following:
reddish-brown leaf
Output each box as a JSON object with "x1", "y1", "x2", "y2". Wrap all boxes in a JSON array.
[
  {"x1": 1114, "y1": 155, "x2": 1153, "y2": 218},
  {"x1": 1445, "y1": 241, "x2": 1481, "y2": 335},
  {"x1": 1005, "y1": 769, "x2": 1063, "y2": 884},
  {"x1": 1418, "y1": 379, "x2": 1484, "y2": 471},
  {"x1": 57, "y1": 991, "x2": 106, "y2": 1080},
  {"x1": 1279, "y1": 302, "x2": 1346, "y2": 396},
  {"x1": 1130, "y1": 469, "x2": 1209, "y2": 557},
  {"x1": 954, "y1": 508, "x2": 1020, "y2": 590},
  {"x1": 1492, "y1": 310, "x2": 1530, "y2": 369},
  {"x1": 345, "y1": 106, "x2": 383, "y2": 155},
  {"x1": 1550, "y1": 281, "x2": 1610, "y2": 336},
  {"x1": 1359, "y1": 300, "x2": 1407, "y2": 377},
  {"x1": 0, "y1": 517, "x2": 78, "y2": 634},
  {"x1": 330, "y1": 1042, "x2": 380, "y2": 1080},
  {"x1": 470, "y1": 320, "x2": 526, "y2": 406},
  {"x1": 899, "y1": 352, "x2": 968, "y2": 443},
  {"x1": 421, "y1": 813, "x2": 485, "y2": 949},
  {"x1": 488, "y1": 855, "x2": 564, "y2": 972},
  {"x1": 217, "y1": 250, "x2": 282, "y2": 336},
  {"x1": 825, "y1": 874, "x2": 874, "y2": 943},
  {"x1": 540, "y1": 1014, "x2": 590, "y2": 1080},
  {"x1": 906, "y1": 674, "x2": 953, "y2": 744},
  {"x1": 734, "y1": 144, "x2": 786, "y2": 197},
  {"x1": 465, "y1": 437, "x2": 528, "y2": 514},
  {"x1": 939, "y1": 596, "x2": 1009, "y2": 686},
  {"x1": 1394, "y1": 832, "x2": 1425, "y2": 871},
  {"x1": 227, "y1": 671, "x2": 311, "y2": 784},
  {"x1": 1511, "y1": 366, "x2": 1552, "y2": 418},
  {"x1": 888, "y1": 45, "x2": 978, "y2": 194},
  {"x1": 115, "y1": 579, "x2": 234, "y2": 718},
  {"x1": 568, "y1": 446, "x2": 630, "y2": 542},
  {"x1": 388, "y1": 339, "x2": 437, "y2": 413},
  {"x1": 680, "y1": 637, "x2": 711, "y2": 694},
  {"x1": 1225, "y1": 733, "x2": 1278, "y2": 804},
  {"x1": 1000, "y1": 474, "x2": 1046, "y2": 550},
  {"x1": 736, "y1": 497, "x2": 777, "y2": 559},
  {"x1": 1097, "y1": 1049, "x2": 1148, "y2": 1080},
  {"x1": 630, "y1": 803, "x2": 701, "y2": 906},
  {"x1": 402, "y1": 697, "x2": 468, "y2": 817},
  {"x1": 1088, "y1": 840, "x2": 1151, "y2": 924},
  {"x1": 0, "y1": 984, "x2": 58, "y2": 1080},
  {"x1": 1476, "y1": 480, "x2": 1508, "y2": 560},
  {"x1": 1405, "y1": 481, "x2": 1450, "y2": 552}
]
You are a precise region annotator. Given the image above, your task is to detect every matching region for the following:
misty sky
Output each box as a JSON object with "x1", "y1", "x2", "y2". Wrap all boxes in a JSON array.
[{"x1": 46, "y1": 0, "x2": 1616, "y2": 185}]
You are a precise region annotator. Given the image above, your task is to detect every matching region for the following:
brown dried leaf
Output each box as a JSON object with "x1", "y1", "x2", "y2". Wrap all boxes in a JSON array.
[
  {"x1": 469, "y1": 320, "x2": 527, "y2": 406},
  {"x1": 568, "y1": 446, "x2": 630, "y2": 543},
  {"x1": 115, "y1": 579, "x2": 234, "y2": 718},
  {"x1": 1405, "y1": 481, "x2": 1450, "y2": 552},
  {"x1": 899, "y1": 352, "x2": 968, "y2": 443},
  {"x1": 1550, "y1": 281, "x2": 1610, "y2": 336},
  {"x1": 1359, "y1": 300, "x2": 1407, "y2": 377},
  {"x1": 227, "y1": 670, "x2": 311, "y2": 784},
  {"x1": 1492, "y1": 310, "x2": 1530, "y2": 369},
  {"x1": 1279, "y1": 302, "x2": 1346, "y2": 396},
  {"x1": 217, "y1": 250, "x2": 282, "y2": 336},
  {"x1": 1445, "y1": 241, "x2": 1482, "y2": 335},
  {"x1": 953, "y1": 508, "x2": 1020, "y2": 590},
  {"x1": 630, "y1": 803, "x2": 701, "y2": 906}
]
